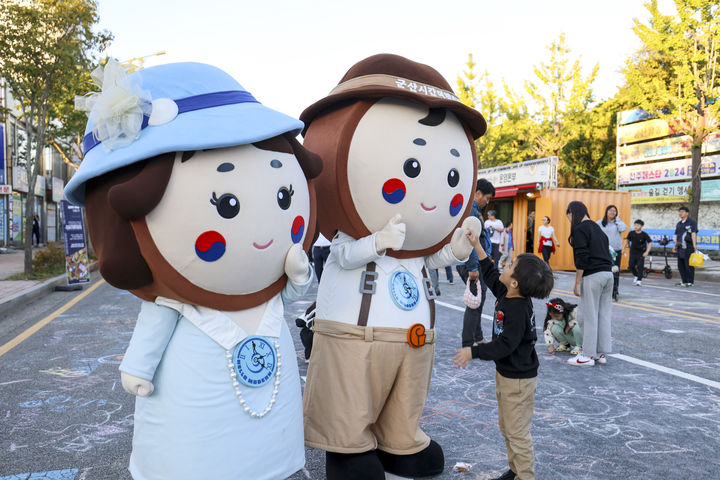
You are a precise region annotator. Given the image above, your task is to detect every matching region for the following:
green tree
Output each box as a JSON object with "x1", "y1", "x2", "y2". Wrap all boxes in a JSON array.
[
  {"x1": 525, "y1": 33, "x2": 599, "y2": 186},
  {"x1": 0, "y1": 0, "x2": 111, "y2": 275},
  {"x1": 562, "y1": 97, "x2": 633, "y2": 189},
  {"x1": 622, "y1": 0, "x2": 720, "y2": 219}
]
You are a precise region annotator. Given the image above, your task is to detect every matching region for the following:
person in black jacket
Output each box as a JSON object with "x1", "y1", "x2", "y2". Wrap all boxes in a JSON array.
[
  {"x1": 453, "y1": 230, "x2": 553, "y2": 480},
  {"x1": 566, "y1": 201, "x2": 614, "y2": 367}
]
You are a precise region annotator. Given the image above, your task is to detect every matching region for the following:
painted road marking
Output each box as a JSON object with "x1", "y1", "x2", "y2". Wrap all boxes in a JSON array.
[
  {"x1": 610, "y1": 353, "x2": 720, "y2": 390},
  {"x1": 435, "y1": 300, "x2": 493, "y2": 320},
  {"x1": 0, "y1": 279, "x2": 106, "y2": 359},
  {"x1": 0, "y1": 469, "x2": 78, "y2": 480},
  {"x1": 641, "y1": 283, "x2": 720, "y2": 298},
  {"x1": 619, "y1": 299, "x2": 720, "y2": 321},
  {"x1": 661, "y1": 329, "x2": 685, "y2": 334},
  {"x1": 437, "y1": 300, "x2": 720, "y2": 390}
]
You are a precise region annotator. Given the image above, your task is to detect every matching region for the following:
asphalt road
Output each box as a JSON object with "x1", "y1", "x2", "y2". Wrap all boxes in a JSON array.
[{"x1": 0, "y1": 268, "x2": 719, "y2": 480}]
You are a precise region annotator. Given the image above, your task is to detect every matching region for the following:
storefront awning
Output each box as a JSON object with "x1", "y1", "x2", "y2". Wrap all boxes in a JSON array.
[
  {"x1": 494, "y1": 187, "x2": 518, "y2": 198},
  {"x1": 494, "y1": 183, "x2": 540, "y2": 198}
]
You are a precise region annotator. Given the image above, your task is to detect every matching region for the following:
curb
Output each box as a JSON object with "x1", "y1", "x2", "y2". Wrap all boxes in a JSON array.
[
  {"x1": 0, "y1": 262, "x2": 99, "y2": 318},
  {"x1": 693, "y1": 269, "x2": 720, "y2": 282}
]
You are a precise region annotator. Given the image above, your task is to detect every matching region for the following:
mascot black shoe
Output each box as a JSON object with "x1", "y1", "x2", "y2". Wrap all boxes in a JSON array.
[
  {"x1": 326, "y1": 451, "x2": 385, "y2": 480},
  {"x1": 378, "y1": 439, "x2": 445, "y2": 477}
]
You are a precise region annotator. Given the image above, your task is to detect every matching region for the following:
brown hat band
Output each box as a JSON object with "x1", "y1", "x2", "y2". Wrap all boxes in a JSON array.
[{"x1": 328, "y1": 74, "x2": 461, "y2": 102}]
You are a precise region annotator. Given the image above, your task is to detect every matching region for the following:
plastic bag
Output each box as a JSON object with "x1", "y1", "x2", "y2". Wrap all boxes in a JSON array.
[
  {"x1": 463, "y1": 279, "x2": 482, "y2": 309},
  {"x1": 689, "y1": 252, "x2": 705, "y2": 267}
]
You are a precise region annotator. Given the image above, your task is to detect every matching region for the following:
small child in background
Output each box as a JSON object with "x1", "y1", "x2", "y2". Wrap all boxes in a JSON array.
[
  {"x1": 499, "y1": 222, "x2": 514, "y2": 273},
  {"x1": 623, "y1": 219, "x2": 652, "y2": 286},
  {"x1": 453, "y1": 229, "x2": 554, "y2": 480},
  {"x1": 543, "y1": 298, "x2": 582, "y2": 356}
]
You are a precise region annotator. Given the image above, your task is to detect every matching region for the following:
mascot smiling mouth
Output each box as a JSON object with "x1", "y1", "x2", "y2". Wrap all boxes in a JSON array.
[{"x1": 253, "y1": 239, "x2": 274, "y2": 250}]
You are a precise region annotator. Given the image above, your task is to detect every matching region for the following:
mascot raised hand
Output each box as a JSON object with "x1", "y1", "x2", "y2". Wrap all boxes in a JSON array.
[
  {"x1": 65, "y1": 61, "x2": 321, "y2": 480},
  {"x1": 300, "y1": 54, "x2": 486, "y2": 479}
]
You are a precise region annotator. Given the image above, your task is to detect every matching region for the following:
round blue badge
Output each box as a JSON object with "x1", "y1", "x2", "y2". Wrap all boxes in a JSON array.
[
  {"x1": 232, "y1": 336, "x2": 277, "y2": 388},
  {"x1": 389, "y1": 270, "x2": 420, "y2": 311}
]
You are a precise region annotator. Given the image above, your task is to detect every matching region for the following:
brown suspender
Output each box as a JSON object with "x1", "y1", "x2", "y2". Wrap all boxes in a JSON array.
[
  {"x1": 356, "y1": 262, "x2": 436, "y2": 329},
  {"x1": 421, "y1": 266, "x2": 436, "y2": 329},
  {"x1": 357, "y1": 262, "x2": 377, "y2": 327}
]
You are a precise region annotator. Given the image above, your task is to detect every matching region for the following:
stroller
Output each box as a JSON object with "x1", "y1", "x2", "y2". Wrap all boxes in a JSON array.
[{"x1": 643, "y1": 235, "x2": 672, "y2": 279}]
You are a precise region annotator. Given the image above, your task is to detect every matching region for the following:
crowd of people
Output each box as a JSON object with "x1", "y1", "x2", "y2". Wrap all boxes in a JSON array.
[{"x1": 298, "y1": 177, "x2": 701, "y2": 480}]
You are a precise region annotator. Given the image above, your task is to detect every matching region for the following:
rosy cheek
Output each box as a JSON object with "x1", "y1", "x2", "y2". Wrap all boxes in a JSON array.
[
  {"x1": 381, "y1": 178, "x2": 406, "y2": 204},
  {"x1": 195, "y1": 230, "x2": 226, "y2": 262},
  {"x1": 449, "y1": 194, "x2": 464, "y2": 217},
  {"x1": 291, "y1": 216, "x2": 305, "y2": 244}
]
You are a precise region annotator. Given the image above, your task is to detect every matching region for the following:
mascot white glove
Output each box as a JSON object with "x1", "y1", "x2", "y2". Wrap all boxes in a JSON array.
[
  {"x1": 121, "y1": 371, "x2": 154, "y2": 397},
  {"x1": 375, "y1": 214, "x2": 406, "y2": 253},
  {"x1": 451, "y1": 216, "x2": 483, "y2": 261},
  {"x1": 284, "y1": 243, "x2": 311, "y2": 284}
]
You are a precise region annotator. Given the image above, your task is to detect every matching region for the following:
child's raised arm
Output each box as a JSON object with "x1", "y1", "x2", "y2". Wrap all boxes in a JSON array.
[{"x1": 466, "y1": 229, "x2": 488, "y2": 261}]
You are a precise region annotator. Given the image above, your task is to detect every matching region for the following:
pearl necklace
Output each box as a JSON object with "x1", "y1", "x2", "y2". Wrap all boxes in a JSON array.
[{"x1": 225, "y1": 340, "x2": 281, "y2": 418}]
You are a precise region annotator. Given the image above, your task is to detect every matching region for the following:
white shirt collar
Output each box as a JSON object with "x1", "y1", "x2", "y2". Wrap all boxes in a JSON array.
[{"x1": 155, "y1": 295, "x2": 282, "y2": 350}]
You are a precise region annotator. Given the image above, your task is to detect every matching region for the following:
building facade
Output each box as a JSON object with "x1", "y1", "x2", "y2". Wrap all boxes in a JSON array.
[
  {"x1": 1, "y1": 80, "x2": 74, "y2": 248},
  {"x1": 616, "y1": 109, "x2": 720, "y2": 252}
]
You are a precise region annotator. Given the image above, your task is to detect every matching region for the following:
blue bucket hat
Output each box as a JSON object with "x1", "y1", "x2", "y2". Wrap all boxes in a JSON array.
[{"x1": 64, "y1": 62, "x2": 303, "y2": 206}]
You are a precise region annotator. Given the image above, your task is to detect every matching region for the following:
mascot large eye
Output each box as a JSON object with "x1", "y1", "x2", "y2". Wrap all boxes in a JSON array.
[
  {"x1": 277, "y1": 185, "x2": 294, "y2": 210},
  {"x1": 210, "y1": 192, "x2": 240, "y2": 219},
  {"x1": 447, "y1": 168, "x2": 460, "y2": 187},
  {"x1": 403, "y1": 158, "x2": 421, "y2": 178}
]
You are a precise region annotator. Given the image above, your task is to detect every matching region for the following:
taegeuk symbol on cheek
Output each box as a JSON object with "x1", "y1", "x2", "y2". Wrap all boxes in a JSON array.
[
  {"x1": 381, "y1": 178, "x2": 406, "y2": 204},
  {"x1": 291, "y1": 216, "x2": 305, "y2": 244},
  {"x1": 195, "y1": 230, "x2": 226, "y2": 262},
  {"x1": 449, "y1": 194, "x2": 464, "y2": 217}
]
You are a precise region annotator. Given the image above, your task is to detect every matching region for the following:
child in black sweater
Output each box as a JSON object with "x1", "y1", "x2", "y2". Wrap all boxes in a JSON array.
[{"x1": 453, "y1": 229, "x2": 554, "y2": 480}]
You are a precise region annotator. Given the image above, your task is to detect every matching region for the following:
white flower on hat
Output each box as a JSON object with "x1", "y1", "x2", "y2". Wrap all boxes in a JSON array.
[{"x1": 75, "y1": 59, "x2": 152, "y2": 152}]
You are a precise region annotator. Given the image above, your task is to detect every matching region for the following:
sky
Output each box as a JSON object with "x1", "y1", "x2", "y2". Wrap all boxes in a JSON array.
[{"x1": 94, "y1": 0, "x2": 677, "y2": 121}]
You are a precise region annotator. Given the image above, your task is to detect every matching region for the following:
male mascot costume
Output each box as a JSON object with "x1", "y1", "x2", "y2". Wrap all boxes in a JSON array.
[
  {"x1": 301, "y1": 54, "x2": 487, "y2": 479},
  {"x1": 64, "y1": 61, "x2": 321, "y2": 479}
]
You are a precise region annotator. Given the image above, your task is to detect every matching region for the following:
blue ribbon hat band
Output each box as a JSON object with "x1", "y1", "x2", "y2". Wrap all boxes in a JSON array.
[{"x1": 83, "y1": 90, "x2": 259, "y2": 154}]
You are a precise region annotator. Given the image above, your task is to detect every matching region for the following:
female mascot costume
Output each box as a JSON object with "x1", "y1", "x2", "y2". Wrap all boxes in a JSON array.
[
  {"x1": 300, "y1": 54, "x2": 487, "y2": 479},
  {"x1": 64, "y1": 61, "x2": 321, "y2": 480}
]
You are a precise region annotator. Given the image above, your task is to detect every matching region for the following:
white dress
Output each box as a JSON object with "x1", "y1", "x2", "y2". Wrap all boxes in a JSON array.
[{"x1": 119, "y1": 276, "x2": 311, "y2": 480}]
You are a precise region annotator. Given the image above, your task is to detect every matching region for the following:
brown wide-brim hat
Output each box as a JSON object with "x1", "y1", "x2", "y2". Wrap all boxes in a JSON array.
[{"x1": 300, "y1": 53, "x2": 488, "y2": 139}]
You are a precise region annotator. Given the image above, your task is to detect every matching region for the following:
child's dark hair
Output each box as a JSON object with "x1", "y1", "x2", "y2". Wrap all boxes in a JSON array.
[
  {"x1": 543, "y1": 297, "x2": 577, "y2": 332},
  {"x1": 634, "y1": 219, "x2": 644, "y2": 226},
  {"x1": 511, "y1": 253, "x2": 554, "y2": 298}
]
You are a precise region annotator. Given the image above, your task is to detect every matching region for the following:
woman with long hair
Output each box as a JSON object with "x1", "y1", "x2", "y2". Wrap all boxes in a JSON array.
[
  {"x1": 566, "y1": 201, "x2": 614, "y2": 367},
  {"x1": 597, "y1": 205, "x2": 627, "y2": 301},
  {"x1": 537, "y1": 216, "x2": 560, "y2": 264}
]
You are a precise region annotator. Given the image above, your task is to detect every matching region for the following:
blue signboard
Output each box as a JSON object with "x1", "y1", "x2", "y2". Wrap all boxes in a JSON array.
[
  {"x1": 60, "y1": 200, "x2": 90, "y2": 284},
  {"x1": 644, "y1": 228, "x2": 720, "y2": 251},
  {"x1": 0, "y1": 125, "x2": 5, "y2": 184}
]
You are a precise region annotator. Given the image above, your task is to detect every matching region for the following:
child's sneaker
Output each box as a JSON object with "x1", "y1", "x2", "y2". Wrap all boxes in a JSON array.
[
  {"x1": 570, "y1": 346, "x2": 581, "y2": 355},
  {"x1": 593, "y1": 354, "x2": 607, "y2": 364},
  {"x1": 568, "y1": 354, "x2": 595, "y2": 366},
  {"x1": 636, "y1": 280, "x2": 642, "y2": 286},
  {"x1": 554, "y1": 344, "x2": 569, "y2": 352}
]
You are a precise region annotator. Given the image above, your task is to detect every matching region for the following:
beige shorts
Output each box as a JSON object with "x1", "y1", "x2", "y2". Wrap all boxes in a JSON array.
[{"x1": 303, "y1": 319, "x2": 436, "y2": 455}]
